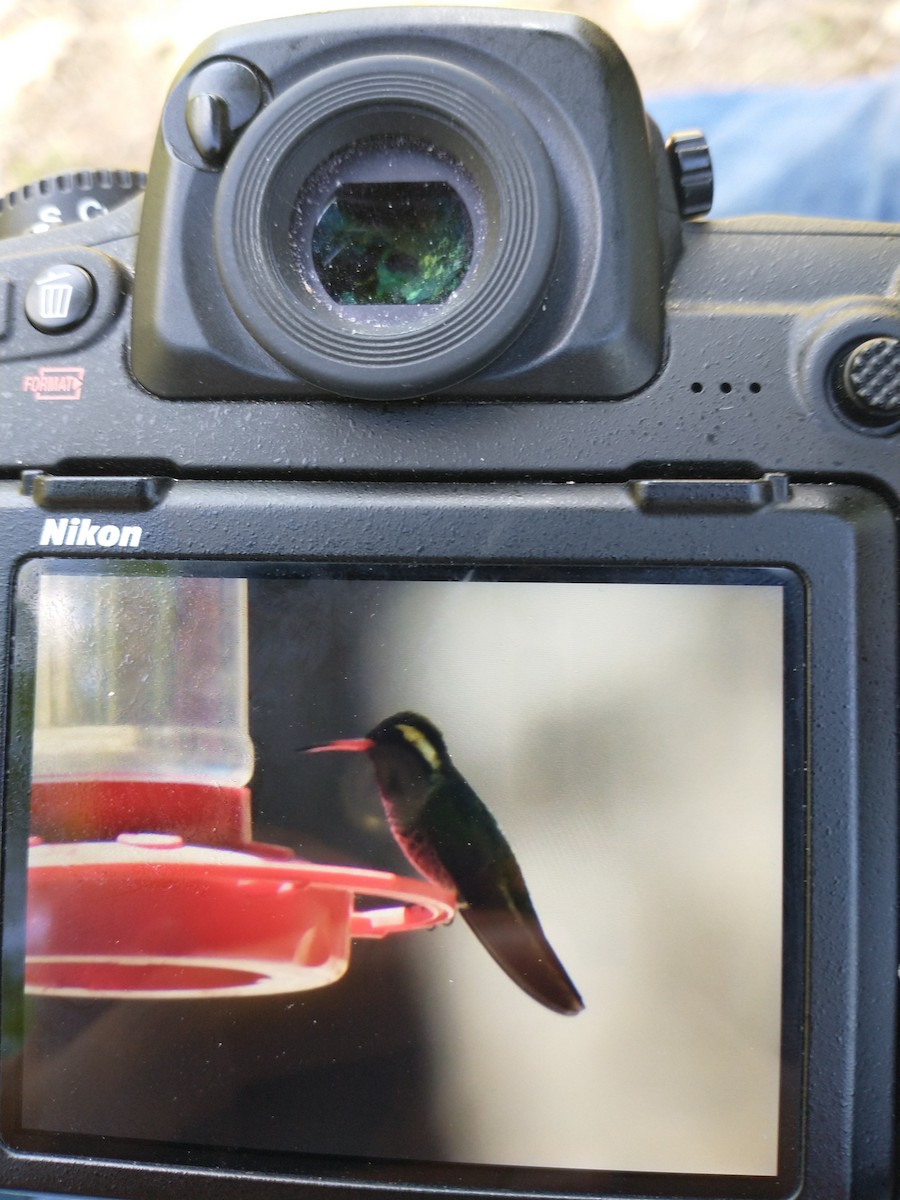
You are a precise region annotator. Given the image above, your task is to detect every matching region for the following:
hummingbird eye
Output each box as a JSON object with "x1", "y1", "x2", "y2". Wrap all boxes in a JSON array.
[{"x1": 396, "y1": 722, "x2": 442, "y2": 771}]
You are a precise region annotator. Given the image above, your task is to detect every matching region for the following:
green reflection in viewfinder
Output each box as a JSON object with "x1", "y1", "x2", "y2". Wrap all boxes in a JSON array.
[{"x1": 311, "y1": 181, "x2": 473, "y2": 305}]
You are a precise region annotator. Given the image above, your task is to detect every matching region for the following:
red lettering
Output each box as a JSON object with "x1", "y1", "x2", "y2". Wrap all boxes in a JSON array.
[{"x1": 21, "y1": 365, "x2": 85, "y2": 400}]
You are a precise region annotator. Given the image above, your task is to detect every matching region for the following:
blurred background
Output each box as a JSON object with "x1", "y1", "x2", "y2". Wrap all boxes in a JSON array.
[{"x1": 1, "y1": 0, "x2": 899, "y2": 193}]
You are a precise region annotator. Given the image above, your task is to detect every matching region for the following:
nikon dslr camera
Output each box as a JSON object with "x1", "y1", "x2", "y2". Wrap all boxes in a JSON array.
[{"x1": 0, "y1": 9, "x2": 898, "y2": 1200}]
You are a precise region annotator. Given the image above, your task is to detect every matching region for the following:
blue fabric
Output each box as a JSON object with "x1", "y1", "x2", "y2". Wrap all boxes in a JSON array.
[{"x1": 647, "y1": 72, "x2": 900, "y2": 221}]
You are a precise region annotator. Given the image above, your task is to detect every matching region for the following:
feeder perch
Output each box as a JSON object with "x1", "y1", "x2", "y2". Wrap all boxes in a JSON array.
[{"x1": 26, "y1": 780, "x2": 457, "y2": 1001}]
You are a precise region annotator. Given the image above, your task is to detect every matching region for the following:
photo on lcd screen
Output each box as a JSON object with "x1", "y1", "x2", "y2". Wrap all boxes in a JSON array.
[{"x1": 3, "y1": 561, "x2": 791, "y2": 1186}]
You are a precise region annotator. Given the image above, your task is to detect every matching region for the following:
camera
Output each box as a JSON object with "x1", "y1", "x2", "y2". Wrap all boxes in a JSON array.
[{"x1": 0, "y1": 7, "x2": 898, "y2": 1200}]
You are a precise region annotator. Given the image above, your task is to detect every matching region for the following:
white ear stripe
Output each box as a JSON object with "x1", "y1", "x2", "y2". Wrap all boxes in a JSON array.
[{"x1": 396, "y1": 723, "x2": 442, "y2": 771}]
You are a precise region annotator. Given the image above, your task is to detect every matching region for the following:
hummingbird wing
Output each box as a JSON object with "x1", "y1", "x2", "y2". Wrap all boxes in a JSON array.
[
  {"x1": 457, "y1": 865, "x2": 586, "y2": 1016},
  {"x1": 421, "y1": 769, "x2": 585, "y2": 1016}
]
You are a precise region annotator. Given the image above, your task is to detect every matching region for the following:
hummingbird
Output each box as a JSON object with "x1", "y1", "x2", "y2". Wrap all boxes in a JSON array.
[{"x1": 303, "y1": 711, "x2": 584, "y2": 1015}]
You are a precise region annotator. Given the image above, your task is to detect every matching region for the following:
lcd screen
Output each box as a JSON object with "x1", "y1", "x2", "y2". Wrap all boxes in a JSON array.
[{"x1": 2, "y1": 561, "x2": 799, "y2": 1192}]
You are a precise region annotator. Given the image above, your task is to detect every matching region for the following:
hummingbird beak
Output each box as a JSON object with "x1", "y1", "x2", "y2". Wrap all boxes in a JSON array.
[{"x1": 301, "y1": 737, "x2": 375, "y2": 754}]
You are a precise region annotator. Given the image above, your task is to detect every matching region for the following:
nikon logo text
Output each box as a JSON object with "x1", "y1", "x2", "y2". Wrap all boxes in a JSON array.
[{"x1": 39, "y1": 517, "x2": 143, "y2": 549}]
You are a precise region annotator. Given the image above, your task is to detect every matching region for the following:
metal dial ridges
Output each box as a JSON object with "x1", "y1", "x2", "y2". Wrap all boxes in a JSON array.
[{"x1": 0, "y1": 170, "x2": 147, "y2": 214}]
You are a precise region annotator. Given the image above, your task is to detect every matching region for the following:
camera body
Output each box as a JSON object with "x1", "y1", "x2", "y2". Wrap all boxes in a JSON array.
[{"x1": 0, "y1": 9, "x2": 898, "y2": 1200}]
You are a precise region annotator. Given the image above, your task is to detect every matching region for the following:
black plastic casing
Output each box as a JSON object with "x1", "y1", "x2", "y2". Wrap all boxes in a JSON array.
[
  {"x1": 0, "y1": 479, "x2": 895, "y2": 1200},
  {"x1": 0, "y1": 7, "x2": 898, "y2": 1200},
  {"x1": 126, "y1": 8, "x2": 677, "y2": 401}
]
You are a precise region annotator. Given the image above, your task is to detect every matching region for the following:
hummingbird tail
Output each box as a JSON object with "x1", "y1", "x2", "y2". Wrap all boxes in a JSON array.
[{"x1": 460, "y1": 905, "x2": 584, "y2": 1015}]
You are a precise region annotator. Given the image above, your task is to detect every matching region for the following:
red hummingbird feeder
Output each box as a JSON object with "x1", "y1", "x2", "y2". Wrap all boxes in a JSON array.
[{"x1": 25, "y1": 574, "x2": 457, "y2": 1000}]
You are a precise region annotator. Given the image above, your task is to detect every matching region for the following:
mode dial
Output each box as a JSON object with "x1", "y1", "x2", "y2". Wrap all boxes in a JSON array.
[{"x1": 0, "y1": 169, "x2": 146, "y2": 240}]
